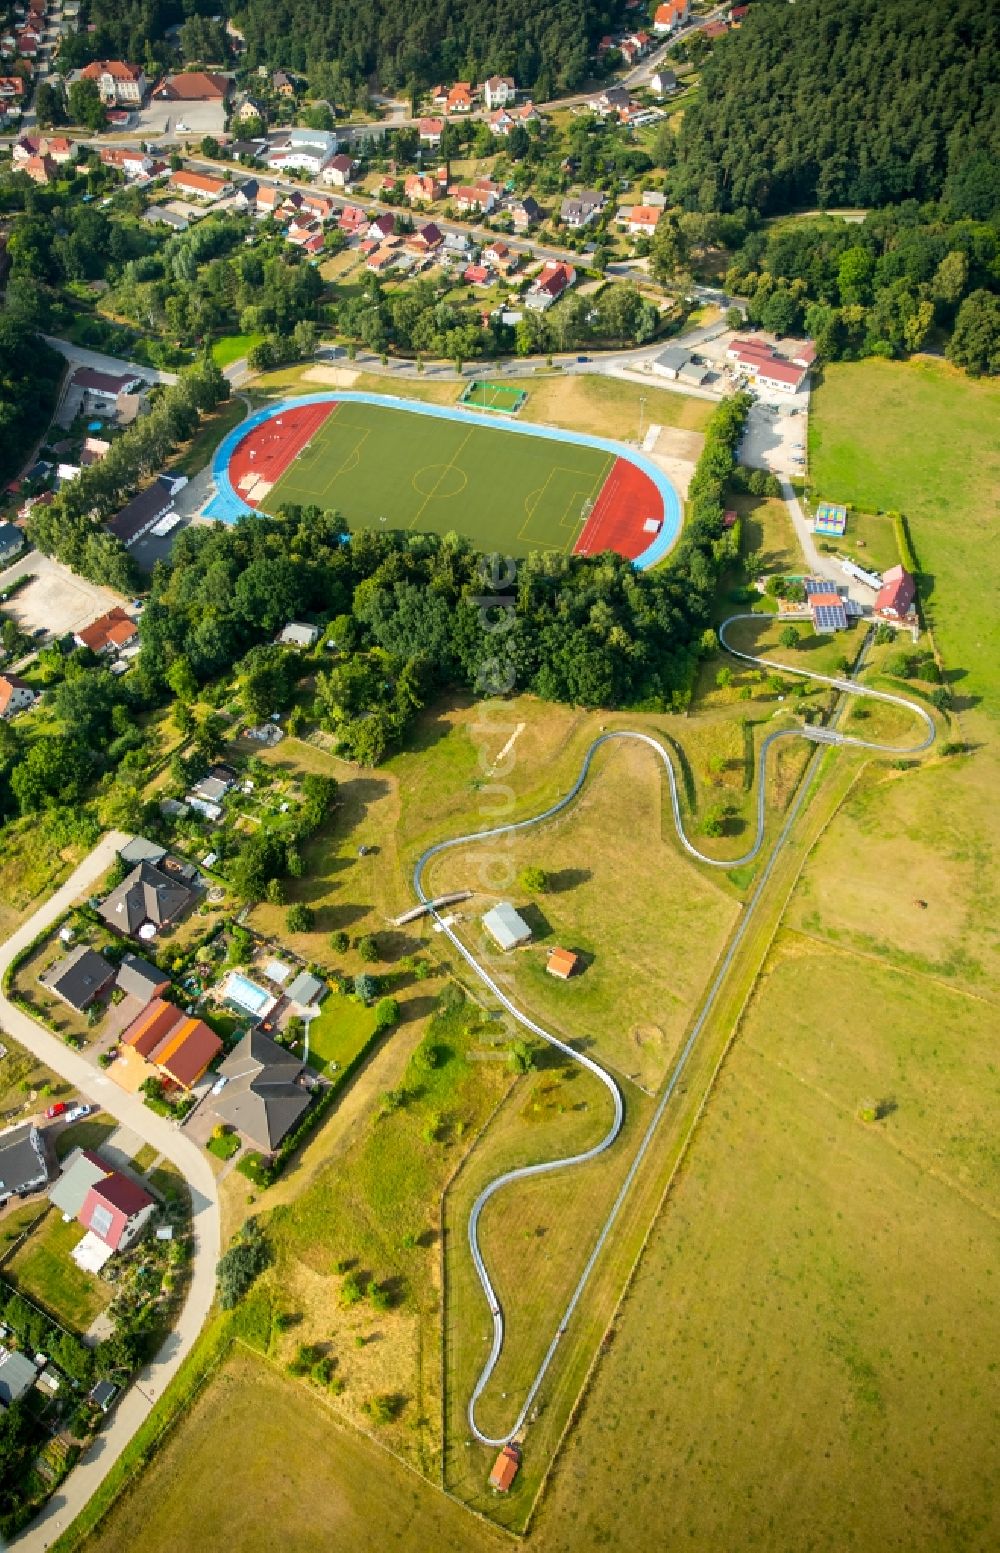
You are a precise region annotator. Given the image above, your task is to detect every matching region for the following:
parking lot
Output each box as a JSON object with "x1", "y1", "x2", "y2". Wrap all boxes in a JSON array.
[
  {"x1": 738, "y1": 400, "x2": 808, "y2": 478},
  {"x1": 0, "y1": 551, "x2": 129, "y2": 642}
]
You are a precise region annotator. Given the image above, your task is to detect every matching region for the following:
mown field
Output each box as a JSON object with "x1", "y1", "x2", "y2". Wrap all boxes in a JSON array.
[
  {"x1": 424, "y1": 739, "x2": 740, "y2": 1088},
  {"x1": 809, "y1": 357, "x2": 1000, "y2": 723}
]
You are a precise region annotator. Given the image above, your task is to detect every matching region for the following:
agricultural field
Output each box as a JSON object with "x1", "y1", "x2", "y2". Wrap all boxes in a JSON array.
[
  {"x1": 809, "y1": 358, "x2": 1000, "y2": 724},
  {"x1": 82, "y1": 1349, "x2": 505, "y2": 1553}
]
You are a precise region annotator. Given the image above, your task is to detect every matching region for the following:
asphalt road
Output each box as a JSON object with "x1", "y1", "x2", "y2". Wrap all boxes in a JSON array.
[
  {"x1": 42, "y1": 337, "x2": 178, "y2": 388},
  {"x1": 0, "y1": 834, "x2": 220, "y2": 1553},
  {"x1": 414, "y1": 621, "x2": 934, "y2": 1446}
]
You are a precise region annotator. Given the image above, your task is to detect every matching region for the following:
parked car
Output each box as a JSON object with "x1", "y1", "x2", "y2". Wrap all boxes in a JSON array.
[
  {"x1": 45, "y1": 1102, "x2": 67, "y2": 1119},
  {"x1": 64, "y1": 1104, "x2": 93, "y2": 1123}
]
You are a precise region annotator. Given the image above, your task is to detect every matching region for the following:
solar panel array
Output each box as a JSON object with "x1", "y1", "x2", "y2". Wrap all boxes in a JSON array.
[{"x1": 812, "y1": 602, "x2": 848, "y2": 631}]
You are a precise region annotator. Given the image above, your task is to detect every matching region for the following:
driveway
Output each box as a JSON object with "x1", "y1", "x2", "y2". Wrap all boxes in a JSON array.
[{"x1": 0, "y1": 833, "x2": 220, "y2": 1552}]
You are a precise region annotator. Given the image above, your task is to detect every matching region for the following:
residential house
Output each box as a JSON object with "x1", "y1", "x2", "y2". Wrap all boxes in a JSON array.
[
  {"x1": 702, "y1": 19, "x2": 729, "y2": 39},
  {"x1": 80, "y1": 436, "x2": 111, "y2": 467},
  {"x1": 168, "y1": 169, "x2": 227, "y2": 201},
  {"x1": 445, "y1": 82, "x2": 473, "y2": 114},
  {"x1": 0, "y1": 673, "x2": 34, "y2": 721},
  {"x1": 115, "y1": 953, "x2": 170, "y2": 1003},
  {"x1": 15, "y1": 29, "x2": 40, "y2": 59},
  {"x1": 268, "y1": 126, "x2": 339, "y2": 175},
  {"x1": 408, "y1": 220, "x2": 444, "y2": 254},
  {"x1": 367, "y1": 211, "x2": 395, "y2": 242},
  {"x1": 0, "y1": 1121, "x2": 50, "y2": 1203},
  {"x1": 278, "y1": 622, "x2": 319, "y2": 648},
  {"x1": 74, "y1": 606, "x2": 138, "y2": 655},
  {"x1": 560, "y1": 190, "x2": 605, "y2": 228},
  {"x1": 0, "y1": 520, "x2": 24, "y2": 563},
  {"x1": 338, "y1": 203, "x2": 367, "y2": 235},
  {"x1": 513, "y1": 101, "x2": 541, "y2": 128},
  {"x1": 75, "y1": 1170, "x2": 156, "y2": 1269},
  {"x1": 50, "y1": 1149, "x2": 115, "y2": 1220},
  {"x1": 488, "y1": 108, "x2": 514, "y2": 136},
  {"x1": 653, "y1": 0, "x2": 690, "y2": 33},
  {"x1": 449, "y1": 183, "x2": 496, "y2": 214},
  {"x1": 254, "y1": 182, "x2": 285, "y2": 218},
  {"x1": 100, "y1": 146, "x2": 154, "y2": 179},
  {"x1": 588, "y1": 84, "x2": 632, "y2": 117},
  {"x1": 463, "y1": 262, "x2": 490, "y2": 286},
  {"x1": 483, "y1": 239, "x2": 516, "y2": 273},
  {"x1": 235, "y1": 93, "x2": 265, "y2": 123},
  {"x1": 546, "y1": 947, "x2": 579, "y2": 980},
  {"x1": 619, "y1": 32, "x2": 651, "y2": 65},
  {"x1": 321, "y1": 152, "x2": 357, "y2": 189},
  {"x1": 0, "y1": 78, "x2": 26, "y2": 101},
  {"x1": 98, "y1": 859, "x2": 198, "y2": 939},
  {"x1": 271, "y1": 70, "x2": 296, "y2": 98},
  {"x1": 443, "y1": 229, "x2": 472, "y2": 255},
  {"x1": 526, "y1": 259, "x2": 576, "y2": 311},
  {"x1": 213, "y1": 1028, "x2": 312, "y2": 1152},
  {"x1": 152, "y1": 71, "x2": 231, "y2": 103},
  {"x1": 39, "y1": 945, "x2": 115, "y2": 1012},
  {"x1": 15, "y1": 133, "x2": 76, "y2": 165},
  {"x1": 21, "y1": 153, "x2": 55, "y2": 185},
  {"x1": 366, "y1": 243, "x2": 399, "y2": 274},
  {"x1": 78, "y1": 59, "x2": 146, "y2": 106},
  {"x1": 298, "y1": 192, "x2": 335, "y2": 222},
  {"x1": 417, "y1": 118, "x2": 444, "y2": 149},
  {"x1": 0, "y1": 1351, "x2": 38, "y2": 1406},
  {"x1": 510, "y1": 194, "x2": 542, "y2": 231},
  {"x1": 116, "y1": 997, "x2": 222, "y2": 1092},
  {"x1": 874, "y1": 565, "x2": 918, "y2": 626},
  {"x1": 405, "y1": 171, "x2": 445, "y2": 204},
  {"x1": 650, "y1": 68, "x2": 678, "y2": 95},
  {"x1": 482, "y1": 902, "x2": 533, "y2": 951},
  {"x1": 483, "y1": 75, "x2": 515, "y2": 109},
  {"x1": 619, "y1": 204, "x2": 660, "y2": 235}
]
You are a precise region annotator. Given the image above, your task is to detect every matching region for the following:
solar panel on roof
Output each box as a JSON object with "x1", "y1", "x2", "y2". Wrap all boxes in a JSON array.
[{"x1": 813, "y1": 604, "x2": 847, "y2": 631}]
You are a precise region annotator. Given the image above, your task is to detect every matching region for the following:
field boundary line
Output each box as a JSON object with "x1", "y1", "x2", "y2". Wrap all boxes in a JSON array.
[{"x1": 778, "y1": 922, "x2": 1000, "y2": 1007}]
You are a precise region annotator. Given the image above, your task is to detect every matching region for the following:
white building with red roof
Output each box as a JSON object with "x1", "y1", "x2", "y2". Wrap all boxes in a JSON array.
[
  {"x1": 874, "y1": 565, "x2": 918, "y2": 626},
  {"x1": 79, "y1": 59, "x2": 147, "y2": 106},
  {"x1": 654, "y1": 0, "x2": 690, "y2": 33}
]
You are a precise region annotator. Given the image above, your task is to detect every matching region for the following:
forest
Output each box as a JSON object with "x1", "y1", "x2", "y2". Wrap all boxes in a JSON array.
[
  {"x1": 670, "y1": 0, "x2": 1000, "y2": 218},
  {"x1": 725, "y1": 205, "x2": 1000, "y2": 374}
]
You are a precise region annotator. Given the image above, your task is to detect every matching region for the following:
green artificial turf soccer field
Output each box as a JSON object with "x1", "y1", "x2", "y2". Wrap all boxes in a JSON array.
[
  {"x1": 260, "y1": 400, "x2": 612, "y2": 555},
  {"x1": 459, "y1": 380, "x2": 527, "y2": 413}
]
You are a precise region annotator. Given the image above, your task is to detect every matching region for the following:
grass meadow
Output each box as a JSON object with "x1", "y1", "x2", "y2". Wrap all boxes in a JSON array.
[{"x1": 809, "y1": 357, "x2": 1000, "y2": 724}]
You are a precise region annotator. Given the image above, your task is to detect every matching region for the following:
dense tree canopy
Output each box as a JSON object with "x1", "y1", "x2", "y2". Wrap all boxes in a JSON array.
[
  {"x1": 234, "y1": 0, "x2": 615, "y2": 99},
  {"x1": 671, "y1": 0, "x2": 1000, "y2": 217}
]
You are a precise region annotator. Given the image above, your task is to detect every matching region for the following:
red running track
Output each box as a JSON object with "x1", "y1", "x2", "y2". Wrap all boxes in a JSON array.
[
  {"x1": 573, "y1": 457, "x2": 664, "y2": 562},
  {"x1": 228, "y1": 400, "x2": 337, "y2": 507}
]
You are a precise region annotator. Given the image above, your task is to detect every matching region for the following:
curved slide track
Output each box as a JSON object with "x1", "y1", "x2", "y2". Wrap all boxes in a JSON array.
[{"x1": 413, "y1": 619, "x2": 934, "y2": 1448}]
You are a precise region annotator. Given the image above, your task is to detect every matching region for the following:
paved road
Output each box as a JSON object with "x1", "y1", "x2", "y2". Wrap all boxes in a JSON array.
[
  {"x1": 414, "y1": 621, "x2": 934, "y2": 1446},
  {"x1": 42, "y1": 337, "x2": 178, "y2": 388},
  {"x1": 0, "y1": 835, "x2": 220, "y2": 1552}
]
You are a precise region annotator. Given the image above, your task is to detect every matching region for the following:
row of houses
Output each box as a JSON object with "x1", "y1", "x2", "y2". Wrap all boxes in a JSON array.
[{"x1": 428, "y1": 75, "x2": 518, "y2": 115}]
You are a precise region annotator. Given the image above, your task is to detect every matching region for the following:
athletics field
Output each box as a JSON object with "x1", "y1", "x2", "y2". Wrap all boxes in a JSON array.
[{"x1": 211, "y1": 394, "x2": 680, "y2": 565}]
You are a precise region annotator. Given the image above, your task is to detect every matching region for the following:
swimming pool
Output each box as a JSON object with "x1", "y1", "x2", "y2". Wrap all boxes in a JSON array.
[{"x1": 222, "y1": 971, "x2": 276, "y2": 1018}]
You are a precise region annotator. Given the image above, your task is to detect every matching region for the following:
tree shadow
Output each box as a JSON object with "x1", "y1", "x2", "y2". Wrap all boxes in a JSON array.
[
  {"x1": 545, "y1": 867, "x2": 592, "y2": 893},
  {"x1": 518, "y1": 902, "x2": 552, "y2": 940}
]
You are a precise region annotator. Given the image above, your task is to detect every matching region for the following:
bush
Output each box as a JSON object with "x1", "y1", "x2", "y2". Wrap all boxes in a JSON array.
[
  {"x1": 330, "y1": 930, "x2": 350, "y2": 953},
  {"x1": 216, "y1": 1219, "x2": 271, "y2": 1309},
  {"x1": 364, "y1": 1393, "x2": 402, "y2": 1425},
  {"x1": 374, "y1": 996, "x2": 399, "y2": 1032},
  {"x1": 509, "y1": 1038, "x2": 535, "y2": 1074},
  {"x1": 354, "y1": 972, "x2": 378, "y2": 1005},
  {"x1": 355, "y1": 933, "x2": 379, "y2": 962},
  {"x1": 340, "y1": 1271, "x2": 365, "y2": 1307},
  {"x1": 286, "y1": 903, "x2": 315, "y2": 934}
]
